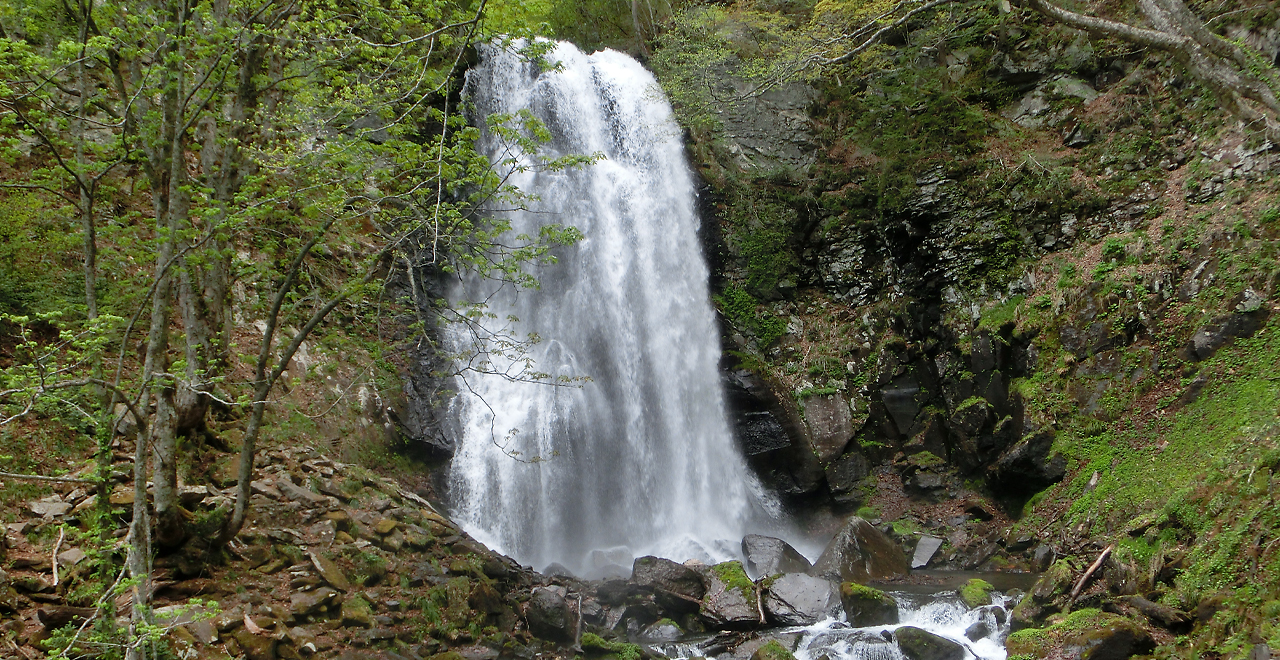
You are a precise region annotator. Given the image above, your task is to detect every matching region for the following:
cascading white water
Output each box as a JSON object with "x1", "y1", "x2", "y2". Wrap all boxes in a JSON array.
[
  {"x1": 446, "y1": 40, "x2": 777, "y2": 574},
  {"x1": 791, "y1": 592, "x2": 1016, "y2": 660},
  {"x1": 654, "y1": 591, "x2": 1017, "y2": 660}
]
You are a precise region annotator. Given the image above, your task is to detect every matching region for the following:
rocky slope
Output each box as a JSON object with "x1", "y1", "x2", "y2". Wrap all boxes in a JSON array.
[{"x1": 641, "y1": 0, "x2": 1280, "y2": 657}]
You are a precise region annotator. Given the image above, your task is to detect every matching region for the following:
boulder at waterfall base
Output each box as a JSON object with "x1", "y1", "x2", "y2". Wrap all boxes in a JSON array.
[
  {"x1": 743, "y1": 534, "x2": 813, "y2": 577},
  {"x1": 632, "y1": 556, "x2": 707, "y2": 599},
  {"x1": 809, "y1": 516, "x2": 910, "y2": 583},
  {"x1": 698, "y1": 561, "x2": 762, "y2": 629},
  {"x1": 839, "y1": 582, "x2": 898, "y2": 627},
  {"x1": 762, "y1": 573, "x2": 840, "y2": 625}
]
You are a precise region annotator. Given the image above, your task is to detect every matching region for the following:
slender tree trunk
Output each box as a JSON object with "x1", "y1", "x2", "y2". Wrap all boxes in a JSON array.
[{"x1": 631, "y1": 0, "x2": 650, "y2": 57}]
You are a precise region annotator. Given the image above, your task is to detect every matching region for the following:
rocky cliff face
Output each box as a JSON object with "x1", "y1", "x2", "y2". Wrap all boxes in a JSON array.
[{"x1": 668, "y1": 3, "x2": 1276, "y2": 513}]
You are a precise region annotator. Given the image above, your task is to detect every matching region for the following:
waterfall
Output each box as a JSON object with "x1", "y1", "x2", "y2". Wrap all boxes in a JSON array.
[{"x1": 445, "y1": 40, "x2": 777, "y2": 575}]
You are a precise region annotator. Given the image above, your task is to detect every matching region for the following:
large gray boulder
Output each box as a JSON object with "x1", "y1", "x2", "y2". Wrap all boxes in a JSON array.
[
  {"x1": 809, "y1": 517, "x2": 910, "y2": 583},
  {"x1": 525, "y1": 586, "x2": 572, "y2": 641},
  {"x1": 762, "y1": 573, "x2": 840, "y2": 626},
  {"x1": 894, "y1": 626, "x2": 966, "y2": 660},
  {"x1": 632, "y1": 556, "x2": 706, "y2": 599},
  {"x1": 742, "y1": 535, "x2": 812, "y2": 578},
  {"x1": 698, "y1": 561, "x2": 761, "y2": 629}
]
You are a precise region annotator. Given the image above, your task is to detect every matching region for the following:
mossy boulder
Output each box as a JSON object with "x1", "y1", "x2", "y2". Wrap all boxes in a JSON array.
[
  {"x1": 960, "y1": 578, "x2": 995, "y2": 608},
  {"x1": 1012, "y1": 557, "x2": 1076, "y2": 629},
  {"x1": 840, "y1": 582, "x2": 898, "y2": 626},
  {"x1": 340, "y1": 595, "x2": 374, "y2": 628},
  {"x1": 894, "y1": 625, "x2": 966, "y2": 660},
  {"x1": 1006, "y1": 609, "x2": 1154, "y2": 660},
  {"x1": 699, "y1": 561, "x2": 761, "y2": 629},
  {"x1": 582, "y1": 632, "x2": 644, "y2": 660},
  {"x1": 751, "y1": 639, "x2": 797, "y2": 660}
]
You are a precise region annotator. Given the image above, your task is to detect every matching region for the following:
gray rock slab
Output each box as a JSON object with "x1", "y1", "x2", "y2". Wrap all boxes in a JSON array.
[{"x1": 912, "y1": 536, "x2": 944, "y2": 569}]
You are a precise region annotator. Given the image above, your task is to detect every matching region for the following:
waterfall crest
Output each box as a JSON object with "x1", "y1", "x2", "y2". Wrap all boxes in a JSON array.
[{"x1": 446, "y1": 40, "x2": 776, "y2": 574}]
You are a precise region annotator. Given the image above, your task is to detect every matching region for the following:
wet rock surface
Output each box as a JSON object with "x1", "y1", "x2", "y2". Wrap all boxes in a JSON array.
[
  {"x1": 761, "y1": 573, "x2": 840, "y2": 626},
  {"x1": 743, "y1": 534, "x2": 813, "y2": 577},
  {"x1": 810, "y1": 516, "x2": 910, "y2": 583}
]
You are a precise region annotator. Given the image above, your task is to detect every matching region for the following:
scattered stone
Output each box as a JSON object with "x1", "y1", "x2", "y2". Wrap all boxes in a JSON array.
[
  {"x1": 373, "y1": 518, "x2": 398, "y2": 535},
  {"x1": 12, "y1": 575, "x2": 53, "y2": 593},
  {"x1": 37, "y1": 606, "x2": 96, "y2": 630},
  {"x1": 57, "y1": 548, "x2": 88, "y2": 567},
  {"x1": 810, "y1": 516, "x2": 910, "y2": 583},
  {"x1": 28, "y1": 497, "x2": 72, "y2": 518},
  {"x1": 232, "y1": 628, "x2": 278, "y2": 660},
  {"x1": 840, "y1": 582, "x2": 898, "y2": 627},
  {"x1": 276, "y1": 478, "x2": 329, "y2": 507},
  {"x1": 71, "y1": 494, "x2": 98, "y2": 514},
  {"x1": 251, "y1": 481, "x2": 283, "y2": 500},
  {"x1": 108, "y1": 486, "x2": 135, "y2": 506},
  {"x1": 911, "y1": 536, "x2": 943, "y2": 569},
  {"x1": 309, "y1": 551, "x2": 352, "y2": 592},
  {"x1": 290, "y1": 587, "x2": 340, "y2": 618},
  {"x1": 763, "y1": 573, "x2": 840, "y2": 626},
  {"x1": 742, "y1": 535, "x2": 812, "y2": 578},
  {"x1": 1032, "y1": 544, "x2": 1056, "y2": 572},
  {"x1": 340, "y1": 596, "x2": 375, "y2": 628},
  {"x1": 177, "y1": 484, "x2": 212, "y2": 508},
  {"x1": 468, "y1": 582, "x2": 505, "y2": 614},
  {"x1": 895, "y1": 626, "x2": 966, "y2": 660}
]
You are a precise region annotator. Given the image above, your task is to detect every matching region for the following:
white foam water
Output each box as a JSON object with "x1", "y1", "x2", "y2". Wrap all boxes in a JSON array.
[
  {"x1": 445, "y1": 40, "x2": 779, "y2": 575},
  {"x1": 652, "y1": 591, "x2": 1016, "y2": 660}
]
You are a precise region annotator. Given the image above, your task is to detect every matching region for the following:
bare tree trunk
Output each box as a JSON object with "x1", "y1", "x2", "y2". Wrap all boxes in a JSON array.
[
  {"x1": 1026, "y1": 0, "x2": 1280, "y2": 131},
  {"x1": 75, "y1": 1, "x2": 97, "y2": 322}
]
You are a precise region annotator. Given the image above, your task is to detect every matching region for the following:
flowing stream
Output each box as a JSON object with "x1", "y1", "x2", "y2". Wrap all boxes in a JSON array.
[
  {"x1": 656, "y1": 589, "x2": 1019, "y2": 660},
  {"x1": 446, "y1": 40, "x2": 779, "y2": 575}
]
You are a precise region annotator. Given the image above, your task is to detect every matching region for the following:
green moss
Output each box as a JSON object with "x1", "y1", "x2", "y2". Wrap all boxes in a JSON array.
[
  {"x1": 716, "y1": 284, "x2": 788, "y2": 347},
  {"x1": 906, "y1": 451, "x2": 945, "y2": 470},
  {"x1": 840, "y1": 582, "x2": 892, "y2": 602},
  {"x1": 855, "y1": 505, "x2": 881, "y2": 519},
  {"x1": 711, "y1": 560, "x2": 755, "y2": 595},
  {"x1": 959, "y1": 578, "x2": 994, "y2": 608},
  {"x1": 581, "y1": 632, "x2": 643, "y2": 660},
  {"x1": 977, "y1": 296, "x2": 1023, "y2": 332},
  {"x1": 751, "y1": 639, "x2": 796, "y2": 660}
]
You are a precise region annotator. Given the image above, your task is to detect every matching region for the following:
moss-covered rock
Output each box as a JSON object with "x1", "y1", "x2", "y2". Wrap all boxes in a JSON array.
[
  {"x1": 840, "y1": 582, "x2": 898, "y2": 626},
  {"x1": 1006, "y1": 609, "x2": 1154, "y2": 660},
  {"x1": 582, "y1": 632, "x2": 644, "y2": 660},
  {"x1": 340, "y1": 595, "x2": 374, "y2": 628},
  {"x1": 751, "y1": 639, "x2": 797, "y2": 660},
  {"x1": 700, "y1": 561, "x2": 761, "y2": 629},
  {"x1": 959, "y1": 578, "x2": 995, "y2": 608},
  {"x1": 894, "y1": 625, "x2": 966, "y2": 660}
]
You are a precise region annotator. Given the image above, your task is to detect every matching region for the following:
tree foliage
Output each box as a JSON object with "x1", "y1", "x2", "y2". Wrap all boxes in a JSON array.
[{"x1": 0, "y1": 0, "x2": 594, "y2": 655}]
